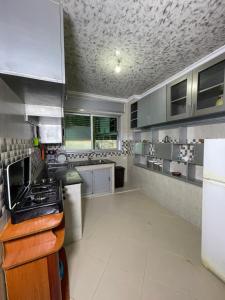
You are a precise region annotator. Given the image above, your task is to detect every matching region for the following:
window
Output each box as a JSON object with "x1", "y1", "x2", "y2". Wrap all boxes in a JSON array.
[
  {"x1": 64, "y1": 114, "x2": 92, "y2": 150},
  {"x1": 64, "y1": 114, "x2": 119, "y2": 151}
]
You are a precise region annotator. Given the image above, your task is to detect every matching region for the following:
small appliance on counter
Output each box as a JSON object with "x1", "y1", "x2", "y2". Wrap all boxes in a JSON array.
[{"x1": 4, "y1": 156, "x2": 63, "y2": 224}]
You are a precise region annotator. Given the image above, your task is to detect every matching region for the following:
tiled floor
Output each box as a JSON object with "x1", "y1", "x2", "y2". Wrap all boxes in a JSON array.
[{"x1": 65, "y1": 190, "x2": 225, "y2": 300}]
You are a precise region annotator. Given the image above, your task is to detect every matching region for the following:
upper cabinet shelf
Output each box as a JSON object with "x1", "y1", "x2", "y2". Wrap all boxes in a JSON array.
[
  {"x1": 165, "y1": 53, "x2": 225, "y2": 122},
  {"x1": 132, "y1": 54, "x2": 225, "y2": 129},
  {"x1": 192, "y1": 57, "x2": 225, "y2": 116},
  {"x1": 0, "y1": 0, "x2": 65, "y2": 84},
  {"x1": 167, "y1": 74, "x2": 192, "y2": 121}
]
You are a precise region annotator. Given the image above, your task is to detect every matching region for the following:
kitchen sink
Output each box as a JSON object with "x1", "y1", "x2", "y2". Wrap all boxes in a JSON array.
[{"x1": 71, "y1": 159, "x2": 108, "y2": 167}]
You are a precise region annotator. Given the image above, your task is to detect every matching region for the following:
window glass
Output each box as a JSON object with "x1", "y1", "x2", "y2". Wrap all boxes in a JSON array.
[
  {"x1": 64, "y1": 114, "x2": 91, "y2": 150},
  {"x1": 93, "y1": 116, "x2": 118, "y2": 150},
  {"x1": 64, "y1": 114, "x2": 118, "y2": 150}
]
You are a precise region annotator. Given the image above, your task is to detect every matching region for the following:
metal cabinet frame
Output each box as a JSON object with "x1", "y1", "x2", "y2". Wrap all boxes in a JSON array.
[
  {"x1": 166, "y1": 73, "x2": 193, "y2": 121},
  {"x1": 192, "y1": 53, "x2": 225, "y2": 117}
]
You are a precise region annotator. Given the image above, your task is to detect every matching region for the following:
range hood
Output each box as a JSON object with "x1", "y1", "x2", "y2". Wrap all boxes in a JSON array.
[
  {"x1": 2, "y1": 74, "x2": 65, "y2": 118},
  {"x1": 1, "y1": 74, "x2": 64, "y2": 143}
]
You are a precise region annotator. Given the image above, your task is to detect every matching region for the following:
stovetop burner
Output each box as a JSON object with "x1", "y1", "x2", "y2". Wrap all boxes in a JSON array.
[{"x1": 12, "y1": 178, "x2": 63, "y2": 223}]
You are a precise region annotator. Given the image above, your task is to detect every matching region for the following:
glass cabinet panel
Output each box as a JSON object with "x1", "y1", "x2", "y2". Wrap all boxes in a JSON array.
[
  {"x1": 167, "y1": 74, "x2": 192, "y2": 121},
  {"x1": 130, "y1": 101, "x2": 138, "y2": 128},
  {"x1": 196, "y1": 60, "x2": 225, "y2": 111},
  {"x1": 171, "y1": 80, "x2": 187, "y2": 116}
]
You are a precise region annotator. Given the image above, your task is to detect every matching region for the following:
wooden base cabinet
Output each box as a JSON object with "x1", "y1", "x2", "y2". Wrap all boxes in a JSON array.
[{"x1": 0, "y1": 213, "x2": 69, "y2": 300}]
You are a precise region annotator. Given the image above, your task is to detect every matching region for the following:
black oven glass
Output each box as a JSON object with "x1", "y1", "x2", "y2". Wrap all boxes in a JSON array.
[{"x1": 7, "y1": 157, "x2": 30, "y2": 209}]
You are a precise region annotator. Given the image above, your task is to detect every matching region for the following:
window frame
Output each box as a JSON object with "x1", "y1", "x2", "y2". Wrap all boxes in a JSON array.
[{"x1": 64, "y1": 112, "x2": 120, "y2": 152}]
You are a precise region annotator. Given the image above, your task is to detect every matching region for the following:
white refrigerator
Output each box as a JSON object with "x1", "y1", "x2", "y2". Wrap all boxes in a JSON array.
[{"x1": 202, "y1": 139, "x2": 225, "y2": 282}]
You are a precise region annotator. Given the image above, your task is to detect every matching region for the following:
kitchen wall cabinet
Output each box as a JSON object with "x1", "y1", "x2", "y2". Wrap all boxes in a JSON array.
[
  {"x1": 166, "y1": 73, "x2": 193, "y2": 121},
  {"x1": 0, "y1": 0, "x2": 65, "y2": 83},
  {"x1": 192, "y1": 55, "x2": 225, "y2": 117},
  {"x1": 138, "y1": 86, "x2": 166, "y2": 127}
]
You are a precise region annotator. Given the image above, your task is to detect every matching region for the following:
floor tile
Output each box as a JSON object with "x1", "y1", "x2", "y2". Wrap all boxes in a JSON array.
[
  {"x1": 141, "y1": 279, "x2": 192, "y2": 300},
  {"x1": 65, "y1": 190, "x2": 225, "y2": 300},
  {"x1": 146, "y1": 247, "x2": 196, "y2": 293},
  {"x1": 66, "y1": 244, "x2": 106, "y2": 300},
  {"x1": 92, "y1": 266, "x2": 143, "y2": 300},
  {"x1": 108, "y1": 237, "x2": 148, "y2": 276}
]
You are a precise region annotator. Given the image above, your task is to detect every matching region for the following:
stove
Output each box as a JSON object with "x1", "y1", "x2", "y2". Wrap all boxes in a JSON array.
[
  {"x1": 5, "y1": 157, "x2": 63, "y2": 224},
  {"x1": 10, "y1": 178, "x2": 63, "y2": 224}
]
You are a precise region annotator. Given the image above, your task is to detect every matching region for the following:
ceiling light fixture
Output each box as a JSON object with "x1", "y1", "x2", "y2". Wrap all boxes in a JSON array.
[
  {"x1": 79, "y1": 109, "x2": 85, "y2": 112},
  {"x1": 115, "y1": 50, "x2": 120, "y2": 57},
  {"x1": 115, "y1": 62, "x2": 121, "y2": 73},
  {"x1": 115, "y1": 51, "x2": 122, "y2": 73}
]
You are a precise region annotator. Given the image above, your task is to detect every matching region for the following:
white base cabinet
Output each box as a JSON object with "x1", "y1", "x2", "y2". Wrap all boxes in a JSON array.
[
  {"x1": 64, "y1": 183, "x2": 82, "y2": 245},
  {"x1": 76, "y1": 164, "x2": 115, "y2": 197}
]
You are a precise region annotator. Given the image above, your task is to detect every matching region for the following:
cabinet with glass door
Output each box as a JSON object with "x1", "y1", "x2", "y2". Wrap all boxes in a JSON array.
[
  {"x1": 192, "y1": 55, "x2": 225, "y2": 116},
  {"x1": 166, "y1": 73, "x2": 192, "y2": 121}
]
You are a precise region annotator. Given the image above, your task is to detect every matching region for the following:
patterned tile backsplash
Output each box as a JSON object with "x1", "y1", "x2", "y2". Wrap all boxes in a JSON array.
[{"x1": 47, "y1": 139, "x2": 134, "y2": 161}]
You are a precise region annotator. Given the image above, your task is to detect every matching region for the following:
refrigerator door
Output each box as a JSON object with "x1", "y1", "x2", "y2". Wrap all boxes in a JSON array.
[
  {"x1": 202, "y1": 179, "x2": 225, "y2": 282},
  {"x1": 203, "y1": 139, "x2": 225, "y2": 184}
]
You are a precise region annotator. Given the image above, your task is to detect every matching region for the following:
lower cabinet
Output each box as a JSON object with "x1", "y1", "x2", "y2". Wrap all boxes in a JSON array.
[
  {"x1": 93, "y1": 168, "x2": 111, "y2": 194},
  {"x1": 79, "y1": 170, "x2": 93, "y2": 196},
  {"x1": 77, "y1": 165, "x2": 114, "y2": 196},
  {"x1": 64, "y1": 184, "x2": 82, "y2": 244}
]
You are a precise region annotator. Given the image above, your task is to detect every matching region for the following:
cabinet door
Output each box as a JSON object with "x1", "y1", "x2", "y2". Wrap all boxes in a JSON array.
[
  {"x1": 79, "y1": 170, "x2": 93, "y2": 195},
  {"x1": 138, "y1": 94, "x2": 151, "y2": 127},
  {"x1": 130, "y1": 102, "x2": 138, "y2": 128},
  {"x1": 138, "y1": 87, "x2": 166, "y2": 127},
  {"x1": 93, "y1": 168, "x2": 111, "y2": 194},
  {"x1": 0, "y1": 0, "x2": 65, "y2": 83},
  {"x1": 192, "y1": 56, "x2": 225, "y2": 116},
  {"x1": 167, "y1": 73, "x2": 192, "y2": 121}
]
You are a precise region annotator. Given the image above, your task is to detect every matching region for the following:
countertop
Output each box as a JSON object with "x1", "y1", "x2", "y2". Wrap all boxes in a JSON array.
[
  {"x1": 54, "y1": 168, "x2": 83, "y2": 186},
  {"x1": 49, "y1": 159, "x2": 115, "y2": 186}
]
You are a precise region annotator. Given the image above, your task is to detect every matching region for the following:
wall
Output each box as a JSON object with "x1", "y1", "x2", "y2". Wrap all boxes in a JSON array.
[
  {"x1": 48, "y1": 102, "x2": 132, "y2": 182},
  {"x1": 130, "y1": 164, "x2": 202, "y2": 227},
  {"x1": 0, "y1": 77, "x2": 35, "y2": 300},
  {"x1": 129, "y1": 120, "x2": 225, "y2": 228}
]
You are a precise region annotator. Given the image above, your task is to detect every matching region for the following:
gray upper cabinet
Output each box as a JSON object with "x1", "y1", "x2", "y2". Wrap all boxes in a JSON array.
[
  {"x1": 166, "y1": 73, "x2": 192, "y2": 121},
  {"x1": 138, "y1": 86, "x2": 166, "y2": 127},
  {"x1": 0, "y1": 0, "x2": 65, "y2": 83},
  {"x1": 192, "y1": 55, "x2": 225, "y2": 117}
]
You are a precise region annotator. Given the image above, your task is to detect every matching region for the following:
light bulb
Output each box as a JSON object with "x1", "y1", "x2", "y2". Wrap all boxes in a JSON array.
[
  {"x1": 115, "y1": 65, "x2": 121, "y2": 73},
  {"x1": 115, "y1": 50, "x2": 120, "y2": 57}
]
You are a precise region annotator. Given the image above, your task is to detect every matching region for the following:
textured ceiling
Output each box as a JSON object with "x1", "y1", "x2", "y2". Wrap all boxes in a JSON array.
[{"x1": 63, "y1": 0, "x2": 225, "y2": 98}]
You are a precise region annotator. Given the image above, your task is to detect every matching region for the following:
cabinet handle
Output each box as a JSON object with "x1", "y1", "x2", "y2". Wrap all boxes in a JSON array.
[
  {"x1": 188, "y1": 104, "x2": 192, "y2": 115},
  {"x1": 192, "y1": 103, "x2": 196, "y2": 115}
]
